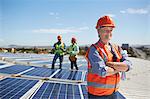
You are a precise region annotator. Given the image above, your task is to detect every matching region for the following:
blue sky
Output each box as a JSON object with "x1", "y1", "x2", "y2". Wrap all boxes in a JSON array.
[{"x1": 0, "y1": 0, "x2": 149, "y2": 47}]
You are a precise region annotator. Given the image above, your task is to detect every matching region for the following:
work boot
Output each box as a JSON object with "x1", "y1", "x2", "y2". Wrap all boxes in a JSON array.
[
  {"x1": 51, "y1": 64, "x2": 54, "y2": 69},
  {"x1": 59, "y1": 63, "x2": 62, "y2": 69}
]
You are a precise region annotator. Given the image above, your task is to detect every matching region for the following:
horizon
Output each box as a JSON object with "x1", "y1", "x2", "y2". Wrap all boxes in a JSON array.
[
  {"x1": 1, "y1": 43, "x2": 150, "y2": 48},
  {"x1": 0, "y1": 0, "x2": 149, "y2": 47}
]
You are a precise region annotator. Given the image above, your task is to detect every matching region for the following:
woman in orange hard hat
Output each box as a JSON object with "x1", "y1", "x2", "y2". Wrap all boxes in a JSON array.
[
  {"x1": 85, "y1": 16, "x2": 132, "y2": 99},
  {"x1": 68, "y1": 37, "x2": 79, "y2": 70}
]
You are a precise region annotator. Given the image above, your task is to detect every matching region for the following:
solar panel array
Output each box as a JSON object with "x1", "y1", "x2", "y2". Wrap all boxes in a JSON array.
[
  {"x1": 0, "y1": 78, "x2": 38, "y2": 99},
  {"x1": 0, "y1": 53, "x2": 88, "y2": 99},
  {"x1": 51, "y1": 69, "x2": 83, "y2": 80},
  {"x1": 0, "y1": 53, "x2": 87, "y2": 70},
  {"x1": 0, "y1": 65, "x2": 85, "y2": 81},
  {"x1": 0, "y1": 63, "x2": 5, "y2": 65},
  {"x1": 22, "y1": 67, "x2": 57, "y2": 77},
  {"x1": 31, "y1": 82, "x2": 84, "y2": 99},
  {"x1": 0, "y1": 65, "x2": 33, "y2": 74}
]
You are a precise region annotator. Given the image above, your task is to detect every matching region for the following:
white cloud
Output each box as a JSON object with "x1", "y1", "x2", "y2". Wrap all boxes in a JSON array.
[
  {"x1": 120, "y1": 8, "x2": 149, "y2": 14},
  {"x1": 32, "y1": 27, "x2": 89, "y2": 34},
  {"x1": 49, "y1": 12, "x2": 60, "y2": 19},
  {"x1": 120, "y1": 11, "x2": 126, "y2": 14},
  {"x1": 49, "y1": 12, "x2": 55, "y2": 16},
  {"x1": 49, "y1": 12, "x2": 59, "y2": 16}
]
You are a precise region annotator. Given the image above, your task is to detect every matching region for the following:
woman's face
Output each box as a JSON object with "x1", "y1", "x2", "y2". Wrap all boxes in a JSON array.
[{"x1": 98, "y1": 27, "x2": 113, "y2": 44}]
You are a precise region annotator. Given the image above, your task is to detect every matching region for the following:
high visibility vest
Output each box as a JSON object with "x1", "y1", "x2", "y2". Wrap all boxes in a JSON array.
[
  {"x1": 54, "y1": 42, "x2": 65, "y2": 55},
  {"x1": 85, "y1": 41, "x2": 123, "y2": 96},
  {"x1": 68, "y1": 44, "x2": 79, "y2": 56}
]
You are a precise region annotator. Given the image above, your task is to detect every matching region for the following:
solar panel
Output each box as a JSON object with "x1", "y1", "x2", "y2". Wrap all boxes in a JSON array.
[
  {"x1": 31, "y1": 82, "x2": 88, "y2": 99},
  {"x1": 0, "y1": 78, "x2": 38, "y2": 99},
  {"x1": 22, "y1": 67, "x2": 57, "y2": 77},
  {"x1": 0, "y1": 63, "x2": 5, "y2": 65},
  {"x1": 0, "y1": 53, "x2": 88, "y2": 99},
  {"x1": 52, "y1": 69, "x2": 83, "y2": 81},
  {"x1": 0, "y1": 65, "x2": 33, "y2": 74}
]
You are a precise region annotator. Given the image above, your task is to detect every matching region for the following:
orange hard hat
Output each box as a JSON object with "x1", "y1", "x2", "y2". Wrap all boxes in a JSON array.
[
  {"x1": 96, "y1": 16, "x2": 115, "y2": 29},
  {"x1": 57, "y1": 35, "x2": 62, "y2": 40},
  {"x1": 71, "y1": 37, "x2": 76, "y2": 43}
]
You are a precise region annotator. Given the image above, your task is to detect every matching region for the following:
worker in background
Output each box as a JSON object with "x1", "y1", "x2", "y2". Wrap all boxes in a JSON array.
[
  {"x1": 52, "y1": 35, "x2": 66, "y2": 69},
  {"x1": 85, "y1": 16, "x2": 132, "y2": 99},
  {"x1": 68, "y1": 37, "x2": 79, "y2": 70}
]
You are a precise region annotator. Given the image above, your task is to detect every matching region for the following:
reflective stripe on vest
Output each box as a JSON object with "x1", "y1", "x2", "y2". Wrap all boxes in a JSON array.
[
  {"x1": 86, "y1": 41, "x2": 122, "y2": 96},
  {"x1": 87, "y1": 86, "x2": 119, "y2": 96},
  {"x1": 88, "y1": 82, "x2": 119, "y2": 89}
]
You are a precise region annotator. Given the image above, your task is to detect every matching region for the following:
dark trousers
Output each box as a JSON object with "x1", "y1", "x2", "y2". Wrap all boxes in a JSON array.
[
  {"x1": 88, "y1": 91, "x2": 126, "y2": 99},
  {"x1": 71, "y1": 60, "x2": 78, "y2": 70},
  {"x1": 52, "y1": 54, "x2": 63, "y2": 69}
]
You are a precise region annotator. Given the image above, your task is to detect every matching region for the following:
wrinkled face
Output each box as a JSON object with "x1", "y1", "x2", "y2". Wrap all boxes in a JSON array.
[{"x1": 97, "y1": 27, "x2": 113, "y2": 44}]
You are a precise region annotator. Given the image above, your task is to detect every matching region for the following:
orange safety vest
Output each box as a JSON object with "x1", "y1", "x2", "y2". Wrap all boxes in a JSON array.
[{"x1": 85, "y1": 41, "x2": 123, "y2": 96}]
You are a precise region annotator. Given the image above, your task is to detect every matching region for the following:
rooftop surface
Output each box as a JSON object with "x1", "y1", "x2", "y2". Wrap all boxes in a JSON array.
[
  {"x1": 0, "y1": 53, "x2": 150, "y2": 99},
  {"x1": 0, "y1": 53, "x2": 87, "y2": 99}
]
